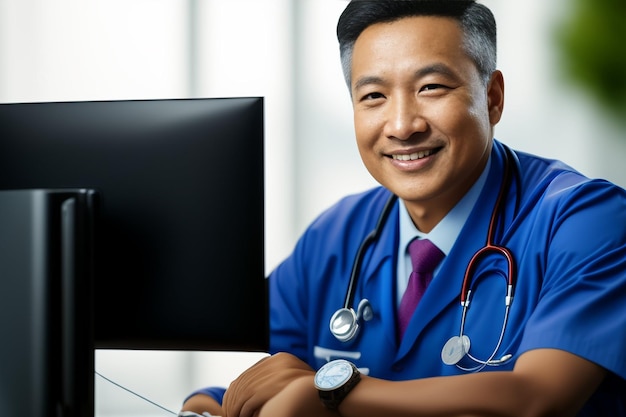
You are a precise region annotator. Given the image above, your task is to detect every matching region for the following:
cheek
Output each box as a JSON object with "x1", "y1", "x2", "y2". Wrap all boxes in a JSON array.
[
  {"x1": 353, "y1": 113, "x2": 379, "y2": 147},
  {"x1": 465, "y1": 92, "x2": 492, "y2": 133},
  {"x1": 436, "y1": 98, "x2": 490, "y2": 140},
  {"x1": 353, "y1": 115, "x2": 384, "y2": 177}
]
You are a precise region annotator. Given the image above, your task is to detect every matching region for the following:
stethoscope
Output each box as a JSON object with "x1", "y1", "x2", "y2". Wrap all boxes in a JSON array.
[{"x1": 329, "y1": 147, "x2": 518, "y2": 372}]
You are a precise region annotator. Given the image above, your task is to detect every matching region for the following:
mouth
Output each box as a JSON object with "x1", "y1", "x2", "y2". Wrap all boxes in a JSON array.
[{"x1": 390, "y1": 147, "x2": 441, "y2": 161}]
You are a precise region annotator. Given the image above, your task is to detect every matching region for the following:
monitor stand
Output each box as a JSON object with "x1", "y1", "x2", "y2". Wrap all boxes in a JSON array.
[{"x1": 0, "y1": 189, "x2": 96, "y2": 417}]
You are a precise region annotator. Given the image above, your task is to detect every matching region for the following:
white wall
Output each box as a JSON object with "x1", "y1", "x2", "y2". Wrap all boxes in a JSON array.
[
  {"x1": 291, "y1": 0, "x2": 626, "y2": 238},
  {"x1": 1, "y1": 0, "x2": 624, "y2": 416},
  {"x1": 0, "y1": 0, "x2": 189, "y2": 102}
]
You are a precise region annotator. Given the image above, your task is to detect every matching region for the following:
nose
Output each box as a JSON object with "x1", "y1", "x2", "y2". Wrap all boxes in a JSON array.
[{"x1": 383, "y1": 95, "x2": 427, "y2": 140}]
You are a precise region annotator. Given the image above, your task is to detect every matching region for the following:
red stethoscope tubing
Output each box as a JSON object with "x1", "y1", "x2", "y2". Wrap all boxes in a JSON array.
[{"x1": 460, "y1": 149, "x2": 517, "y2": 307}]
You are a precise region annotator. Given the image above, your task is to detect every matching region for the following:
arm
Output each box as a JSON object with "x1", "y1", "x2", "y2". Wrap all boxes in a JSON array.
[{"x1": 259, "y1": 348, "x2": 606, "y2": 417}]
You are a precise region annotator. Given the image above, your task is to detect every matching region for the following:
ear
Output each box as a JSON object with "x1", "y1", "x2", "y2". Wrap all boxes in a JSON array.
[{"x1": 487, "y1": 70, "x2": 505, "y2": 125}]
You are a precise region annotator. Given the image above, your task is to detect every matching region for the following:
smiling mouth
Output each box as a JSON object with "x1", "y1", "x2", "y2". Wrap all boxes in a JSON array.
[{"x1": 391, "y1": 148, "x2": 440, "y2": 161}]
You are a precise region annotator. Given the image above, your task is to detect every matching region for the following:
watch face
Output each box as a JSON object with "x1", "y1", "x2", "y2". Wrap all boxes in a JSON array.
[{"x1": 315, "y1": 360, "x2": 353, "y2": 390}]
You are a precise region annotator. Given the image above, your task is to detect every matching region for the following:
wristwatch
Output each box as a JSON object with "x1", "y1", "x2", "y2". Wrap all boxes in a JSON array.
[{"x1": 314, "y1": 359, "x2": 361, "y2": 410}]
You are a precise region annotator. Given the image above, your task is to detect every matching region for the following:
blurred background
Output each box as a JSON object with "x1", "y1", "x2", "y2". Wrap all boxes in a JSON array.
[{"x1": 1, "y1": 0, "x2": 624, "y2": 416}]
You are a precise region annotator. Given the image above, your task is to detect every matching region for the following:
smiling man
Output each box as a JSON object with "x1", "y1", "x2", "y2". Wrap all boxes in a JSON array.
[
  {"x1": 350, "y1": 14, "x2": 497, "y2": 233},
  {"x1": 182, "y1": 2, "x2": 626, "y2": 416}
]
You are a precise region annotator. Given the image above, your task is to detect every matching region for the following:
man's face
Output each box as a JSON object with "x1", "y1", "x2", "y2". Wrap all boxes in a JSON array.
[{"x1": 350, "y1": 16, "x2": 503, "y2": 232}]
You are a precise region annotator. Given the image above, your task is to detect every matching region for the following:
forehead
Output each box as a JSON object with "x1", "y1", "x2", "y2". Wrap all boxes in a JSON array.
[{"x1": 351, "y1": 16, "x2": 472, "y2": 82}]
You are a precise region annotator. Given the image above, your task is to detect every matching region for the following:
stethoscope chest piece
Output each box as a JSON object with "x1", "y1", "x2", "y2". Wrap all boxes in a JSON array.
[
  {"x1": 330, "y1": 299, "x2": 373, "y2": 342},
  {"x1": 441, "y1": 335, "x2": 471, "y2": 366},
  {"x1": 330, "y1": 308, "x2": 359, "y2": 342}
]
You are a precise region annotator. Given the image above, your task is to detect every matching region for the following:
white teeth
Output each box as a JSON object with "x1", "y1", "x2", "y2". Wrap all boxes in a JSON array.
[{"x1": 392, "y1": 149, "x2": 435, "y2": 161}]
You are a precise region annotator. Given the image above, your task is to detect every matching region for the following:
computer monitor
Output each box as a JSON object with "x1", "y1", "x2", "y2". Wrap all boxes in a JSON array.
[{"x1": 0, "y1": 97, "x2": 267, "y2": 352}]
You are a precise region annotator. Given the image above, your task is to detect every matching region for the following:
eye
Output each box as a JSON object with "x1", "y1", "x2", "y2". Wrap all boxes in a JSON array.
[
  {"x1": 420, "y1": 84, "x2": 446, "y2": 92},
  {"x1": 361, "y1": 91, "x2": 385, "y2": 101}
]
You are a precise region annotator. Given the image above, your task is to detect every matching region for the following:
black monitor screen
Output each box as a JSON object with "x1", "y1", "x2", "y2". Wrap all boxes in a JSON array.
[{"x1": 0, "y1": 97, "x2": 267, "y2": 351}]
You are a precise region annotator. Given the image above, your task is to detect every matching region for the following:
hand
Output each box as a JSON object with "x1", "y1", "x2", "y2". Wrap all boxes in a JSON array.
[
  {"x1": 258, "y1": 376, "x2": 339, "y2": 417},
  {"x1": 181, "y1": 393, "x2": 223, "y2": 416},
  {"x1": 222, "y1": 352, "x2": 314, "y2": 417}
]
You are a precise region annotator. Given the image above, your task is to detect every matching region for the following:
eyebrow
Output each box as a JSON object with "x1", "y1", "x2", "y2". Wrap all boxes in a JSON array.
[
  {"x1": 416, "y1": 63, "x2": 458, "y2": 80},
  {"x1": 352, "y1": 63, "x2": 459, "y2": 91},
  {"x1": 352, "y1": 75, "x2": 385, "y2": 92}
]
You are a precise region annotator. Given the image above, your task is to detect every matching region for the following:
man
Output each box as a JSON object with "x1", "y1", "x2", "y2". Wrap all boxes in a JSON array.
[{"x1": 183, "y1": 1, "x2": 626, "y2": 416}]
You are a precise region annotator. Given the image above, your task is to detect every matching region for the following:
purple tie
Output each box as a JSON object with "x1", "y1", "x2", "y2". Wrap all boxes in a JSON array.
[{"x1": 397, "y1": 238, "x2": 445, "y2": 340}]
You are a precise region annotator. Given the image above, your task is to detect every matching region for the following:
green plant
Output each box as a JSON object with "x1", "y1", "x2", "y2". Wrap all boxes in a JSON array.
[{"x1": 555, "y1": 0, "x2": 626, "y2": 122}]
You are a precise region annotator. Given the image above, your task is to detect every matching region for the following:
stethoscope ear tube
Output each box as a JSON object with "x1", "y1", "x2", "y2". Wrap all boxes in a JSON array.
[
  {"x1": 444, "y1": 147, "x2": 518, "y2": 371},
  {"x1": 342, "y1": 194, "x2": 398, "y2": 310},
  {"x1": 330, "y1": 194, "x2": 398, "y2": 342}
]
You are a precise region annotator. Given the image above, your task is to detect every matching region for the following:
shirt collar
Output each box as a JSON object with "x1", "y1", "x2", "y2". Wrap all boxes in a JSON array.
[{"x1": 398, "y1": 154, "x2": 492, "y2": 256}]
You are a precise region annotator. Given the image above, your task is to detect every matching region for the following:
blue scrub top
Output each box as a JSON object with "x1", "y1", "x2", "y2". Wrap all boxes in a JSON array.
[
  {"x1": 269, "y1": 140, "x2": 626, "y2": 415},
  {"x1": 189, "y1": 140, "x2": 626, "y2": 415}
]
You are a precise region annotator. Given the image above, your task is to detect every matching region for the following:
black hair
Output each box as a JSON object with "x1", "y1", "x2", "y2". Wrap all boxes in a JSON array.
[{"x1": 337, "y1": 0, "x2": 497, "y2": 88}]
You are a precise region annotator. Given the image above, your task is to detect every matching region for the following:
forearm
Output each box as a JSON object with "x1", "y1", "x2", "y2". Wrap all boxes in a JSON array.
[
  {"x1": 340, "y1": 373, "x2": 538, "y2": 417},
  {"x1": 259, "y1": 372, "x2": 535, "y2": 417},
  {"x1": 339, "y1": 349, "x2": 604, "y2": 417},
  {"x1": 258, "y1": 349, "x2": 604, "y2": 417}
]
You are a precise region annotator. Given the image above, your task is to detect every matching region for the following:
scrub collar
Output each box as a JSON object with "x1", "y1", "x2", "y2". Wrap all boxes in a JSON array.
[
  {"x1": 398, "y1": 155, "x2": 492, "y2": 256},
  {"x1": 396, "y1": 155, "x2": 492, "y2": 305}
]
